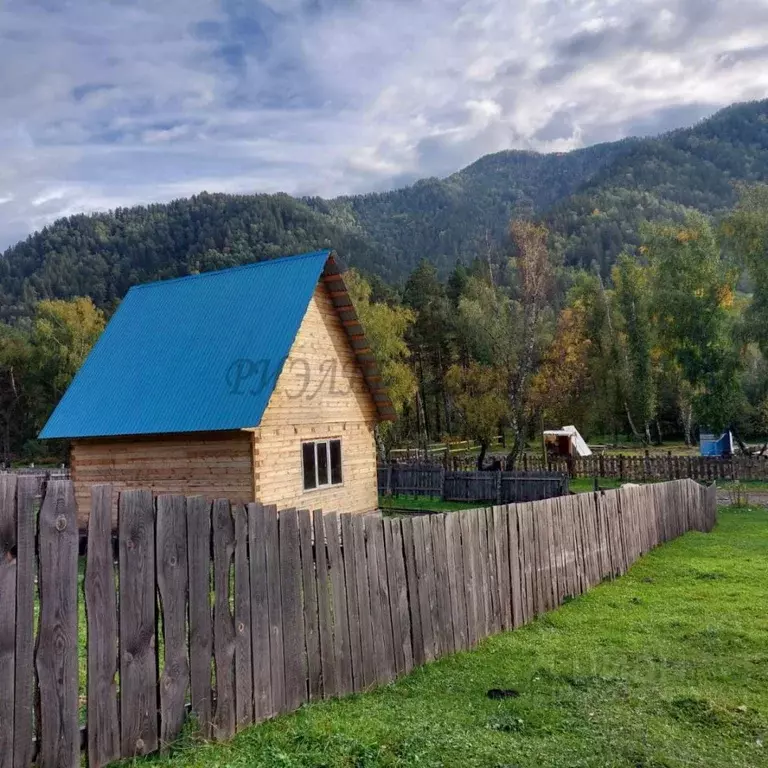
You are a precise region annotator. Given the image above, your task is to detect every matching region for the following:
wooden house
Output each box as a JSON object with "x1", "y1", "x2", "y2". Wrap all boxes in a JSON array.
[{"x1": 40, "y1": 250, "x2": 395, "y2": 527}]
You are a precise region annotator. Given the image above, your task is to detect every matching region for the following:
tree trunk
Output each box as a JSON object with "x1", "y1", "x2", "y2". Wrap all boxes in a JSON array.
[{"x1": 477, "y1": 441, "x2": 488, "y2": 471}]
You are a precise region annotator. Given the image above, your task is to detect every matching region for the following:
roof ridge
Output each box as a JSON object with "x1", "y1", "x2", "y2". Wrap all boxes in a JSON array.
[{"x1": 129, "y1": 249, "x2": 332, "y2": 292}]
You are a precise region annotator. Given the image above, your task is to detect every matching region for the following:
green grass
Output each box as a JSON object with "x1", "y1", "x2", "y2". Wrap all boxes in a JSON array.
[
  {"x1": 135, "y1": 506, "x2": 768, "y2": 768},
  {"x1": 568, "y1": 477, "x2": 627, "y2": 493},
  {"x1": 379, "y1": 495, "x2": 486, "y2": 513}
]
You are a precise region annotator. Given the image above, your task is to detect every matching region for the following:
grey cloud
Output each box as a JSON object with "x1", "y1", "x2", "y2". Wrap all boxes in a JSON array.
[{"x1": 2, "y1": 0, "x2": 768, "y2": 248}]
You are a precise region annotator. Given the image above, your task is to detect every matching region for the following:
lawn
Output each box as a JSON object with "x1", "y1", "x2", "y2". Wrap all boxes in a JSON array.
[
  {"x1": 379, "y1": 495, "x2": 486, "y2": 513},
  {"x1": 136, "y1": 505, "x2": 768, "y2": 768}
]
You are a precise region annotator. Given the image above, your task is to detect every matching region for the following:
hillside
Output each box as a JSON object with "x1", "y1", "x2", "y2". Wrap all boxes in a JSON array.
[{"x1": 3, "y1": 99, "x2": 768, "y2": 312}]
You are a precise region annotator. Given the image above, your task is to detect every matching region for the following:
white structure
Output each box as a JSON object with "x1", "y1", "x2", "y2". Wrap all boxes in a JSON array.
[{"x1": 543, "y1": 425, "x2": 593, "y2": 458}]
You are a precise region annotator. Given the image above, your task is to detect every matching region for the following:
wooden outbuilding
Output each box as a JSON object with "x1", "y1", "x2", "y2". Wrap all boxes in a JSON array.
[{"x1": 40, "y1": 250, "x2": 395, "y2": 527}]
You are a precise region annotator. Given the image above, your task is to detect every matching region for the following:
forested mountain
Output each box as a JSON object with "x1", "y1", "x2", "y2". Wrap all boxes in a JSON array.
[{"x1": 3, "y1": 99, "x2": 768, "y2": 313}]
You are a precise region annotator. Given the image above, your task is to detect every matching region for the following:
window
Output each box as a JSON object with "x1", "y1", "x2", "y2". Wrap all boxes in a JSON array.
[{"x1": 302, "y1": 439, "x2": 343, "y2": 491}]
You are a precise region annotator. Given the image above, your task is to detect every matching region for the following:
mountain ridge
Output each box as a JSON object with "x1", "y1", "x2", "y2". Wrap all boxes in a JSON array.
[{"x1": 2, "y1": 98, "x2": 768, "y2": 313}]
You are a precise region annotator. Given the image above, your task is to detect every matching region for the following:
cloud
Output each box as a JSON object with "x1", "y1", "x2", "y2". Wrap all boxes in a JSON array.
[{"x1": 1, "y1": 0, "x2": 768, "y2": 249}]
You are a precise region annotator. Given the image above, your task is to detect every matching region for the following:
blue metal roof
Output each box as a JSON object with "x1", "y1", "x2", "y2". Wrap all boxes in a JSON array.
[{"x1": 40, "y1": 250, "x2": 332, "y2": 438}]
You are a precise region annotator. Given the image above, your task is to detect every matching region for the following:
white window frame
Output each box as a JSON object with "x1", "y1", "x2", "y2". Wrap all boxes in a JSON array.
[{"x1": 302, "y1": 438, "x2": 343, "y2": 491}]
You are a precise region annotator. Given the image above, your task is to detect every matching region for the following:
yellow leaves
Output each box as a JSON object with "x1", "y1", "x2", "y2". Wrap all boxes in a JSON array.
[
  {"x1": 675, "y1": 228, "x2": 699, "y2": 243},
  {"x1": 592, "y1": 208, "x2": 601, "y2": 216},
  {"x1": 717, "y1": 284, "x2": 735, "y2": 309}
]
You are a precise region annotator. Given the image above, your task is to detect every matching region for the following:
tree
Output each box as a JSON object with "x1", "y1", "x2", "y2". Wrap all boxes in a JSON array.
[
  {"x1": 612, "y1": 254, "x2": 656, "y2": 443},
  {"x1": 28, "y1": 298, "x2": 106, "y2": 441},
  {"x1": 506, "y1": 220, "x2": 553, "y2": 466},
  {"x1": 530, "y1": 301, "x2": 592, "y2": 428},
  {"x1": 344, "y1": 270, "x2": 417, "y2": 457},
  {"x1": 722, "y1": 184, "x2": 768, "y2": 355},
  {"x1": 643, "y1": 213, "x2": 742, "y2": 434},
  {"x1": 0, "y1": 325, "x2": 32, "y2": 462},
  {"x1": 445, "y1": 363, "x2": 508, "y2": 469}
]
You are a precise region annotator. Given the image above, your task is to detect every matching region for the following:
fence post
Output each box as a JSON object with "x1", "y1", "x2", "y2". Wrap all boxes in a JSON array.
[
  {"x1": 440, "y1": 467, "x2": 446, "y2": 501},
  {"x1": 495, "y1": 471, "x2": 502, "y2": 505},
  {"x1": 619, "y1": 454, "x2": 624, "y2": 481}
]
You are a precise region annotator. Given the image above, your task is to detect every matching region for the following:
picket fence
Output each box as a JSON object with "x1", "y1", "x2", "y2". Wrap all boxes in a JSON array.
[
  {"x1": 446, "y1": 453, "x2": 768, "y2": 481},
  {"x1": 0, "y1": 476, "x2": 716, "y2": 768}
]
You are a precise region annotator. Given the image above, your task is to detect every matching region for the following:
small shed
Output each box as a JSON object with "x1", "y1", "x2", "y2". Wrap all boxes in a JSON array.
[
  {"x1": 40, "y1": 250, "x2": 394, "y2": 527},
  {"x1": 543, "y1": 425, "x2": 592, "y2": 458}
]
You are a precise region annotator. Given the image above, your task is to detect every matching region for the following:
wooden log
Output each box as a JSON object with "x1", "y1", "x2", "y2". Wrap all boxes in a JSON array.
[
  {"x1": 233, "y1": 504, "x2": 253, "y2": 729},
  {"x1": 0, "y1": 475, "x2": 17, "y2": 768},
  {"x1": 298, "y1": 510, "x2": 321, "y2": 701},
  {"x1": 444, "y1": 512, "x2": 467, "y2": 651},
  {"x1": 37, "y1": 480, "x2": 79, "y2": 768},
  {"x1": 119, "y1": 489, "x2": 158, "y2": 757},
  {"x1": 156, "y1": 495, "x2": 189, "y2": 749},
  {"x1": 323, "y1": 512, "x2": 351, "y2": 696},
  {"x1": 14, "y1": 476, "x2": 37, "y2": 768},
  {"x1": 400, "y1": 517, "x2": 425, "y2": 666},
  {"x1": 212, "y1": 499, "x2": 236, "y2": 740},
  {"x1": 187, "y1": 497, "x2": 213, "y2": 737},
  {"x1": 247, "y1": 503, "x2": 271, "y2": 721},
  {"x1": 313, "y1": 511, "x2": 337, "y2": 697},
  {"x1": 279, "y1": 508, "x2": 307, "y2": 712},
  {"x1": 265, "y1": 505, "x2": 285, "y2": 713},
  {"x1": 384, "y1": 519, "x2": 413, "y2": 674},
  {"x1": 339, "y1": 514, "x2": 362, "y2": 691},
  {"x1": 85, "y1": 485, "x2": 120, "y2": 768}
]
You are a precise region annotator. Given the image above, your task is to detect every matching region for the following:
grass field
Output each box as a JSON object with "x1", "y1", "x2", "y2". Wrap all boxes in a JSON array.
[
  {"x1": 379, "y1": 495, "x2": 485, "y2": 513},
  {"x1": 133, "y1": 505, "x2": 768, "y2": 768}
]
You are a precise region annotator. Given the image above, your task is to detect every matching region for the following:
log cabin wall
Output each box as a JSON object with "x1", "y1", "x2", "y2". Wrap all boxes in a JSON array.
[
  {"x1": 71, "y1": 431, "x2": 253, "y2": 528},
  {"x1": 252, "y1": 283, "x2": 379, "y2": 514}
]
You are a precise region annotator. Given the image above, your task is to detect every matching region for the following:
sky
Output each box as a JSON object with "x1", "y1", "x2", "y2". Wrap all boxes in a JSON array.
[{"x1": 2, "y1": 0, "x2": 768, "y2": 250}]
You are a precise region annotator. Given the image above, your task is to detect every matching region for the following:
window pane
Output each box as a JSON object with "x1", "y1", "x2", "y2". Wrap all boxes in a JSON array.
[
  {"x1": 330, "y1": 440, "x2": 342, "y2": 485},
  {"x1": 303, "y1": 442, "x2": 316, "y2": 490},
  {"x1": 317, "y1": 442, "x2": 329, "y2": 486}
]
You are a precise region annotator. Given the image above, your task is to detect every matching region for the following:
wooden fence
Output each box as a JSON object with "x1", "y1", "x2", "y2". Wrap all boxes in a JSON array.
[
  {"x1": 0, "y1": 475, "x2": 715, "y2": 768},
  {"x1": 378, "y1": 465, "x2": 569, "y2": 503},
  {"x1": 444, "y1": 453, "x2": 768, "y2": 482}
]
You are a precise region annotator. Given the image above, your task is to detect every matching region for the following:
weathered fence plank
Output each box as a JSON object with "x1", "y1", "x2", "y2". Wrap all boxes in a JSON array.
[
  {"x1": 340, "y1": 513, "x2": 362, "y2": 691},
  {"x1": 37, "y1": 480, "x2": 79, "y2": 768},
  {"x1": 459, "y1": 509, "x2": 478, "y2": 648},
  {"x1": 298, "y1": 509, "x2": 321, "y2": 701},
  {"x1": 264, "y1": 504, "x2": 285, "y2": 713},
  {"x1": 324, "y1": 511, "x2": 352, "y2": 695},
  {"x1": 444, "y1": 512, "x2": 467, "y2": 651},
  {"x1": 0, "y1": 475, "x2": 17, "y2": 768},
  {"x1": 384, "y1": 518, "x2": 413, "y2": 673},
  {"x1": 14, "y1": 476, "x2": 37, "y2": 768},
  {"x1": 313, "y1": 510, "x2": 337, "y2": 697},
  {"x1": 233, "y1": 504, "x2": 253, "y2": 730},
  {"x1": 247, "y1": 502, "x2": 271, "y2": 721},
  {"x1": 279, "y1": 508, "x2": 307, "y2": 712},
  {"x1": 119, "y1": 489, "x2": 158, "y2": 758},
  {"x1": 212, "y1": 499, "x2": 236, "y2": 740},
  {"x1": 85, "y1": 485, "x2": 120, "y2": 768},
  {"x1": 156, "y1": 495, "x2": 189, "y2": 749},
  {"x1": 350, "y1": 514, "x2": 375, "y2": 688},
  {"x1": 493, "y1": 506, "x2": 512, "y2": 630},
  {"x1": 412, "y1": 516, "x2": 436, "y2": 661},
  {"x1": 362, "y1": 516, "x2": 389, "y2": 684},
  {"x1": 507, "y1": 505, "x2": 523, "y2": 628},
  {"x1": 187, "y1": 497, "x2": 213, "y2": 737},
  {"x1": 484, "y1": 508, "x2": 501, "y2": 635},
  {"x1": 430, "y1": 514, "x2": 454, "y2": 655},
  {"x1": 401, "y1": 517, "x2": 425, "y2": 665}
]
